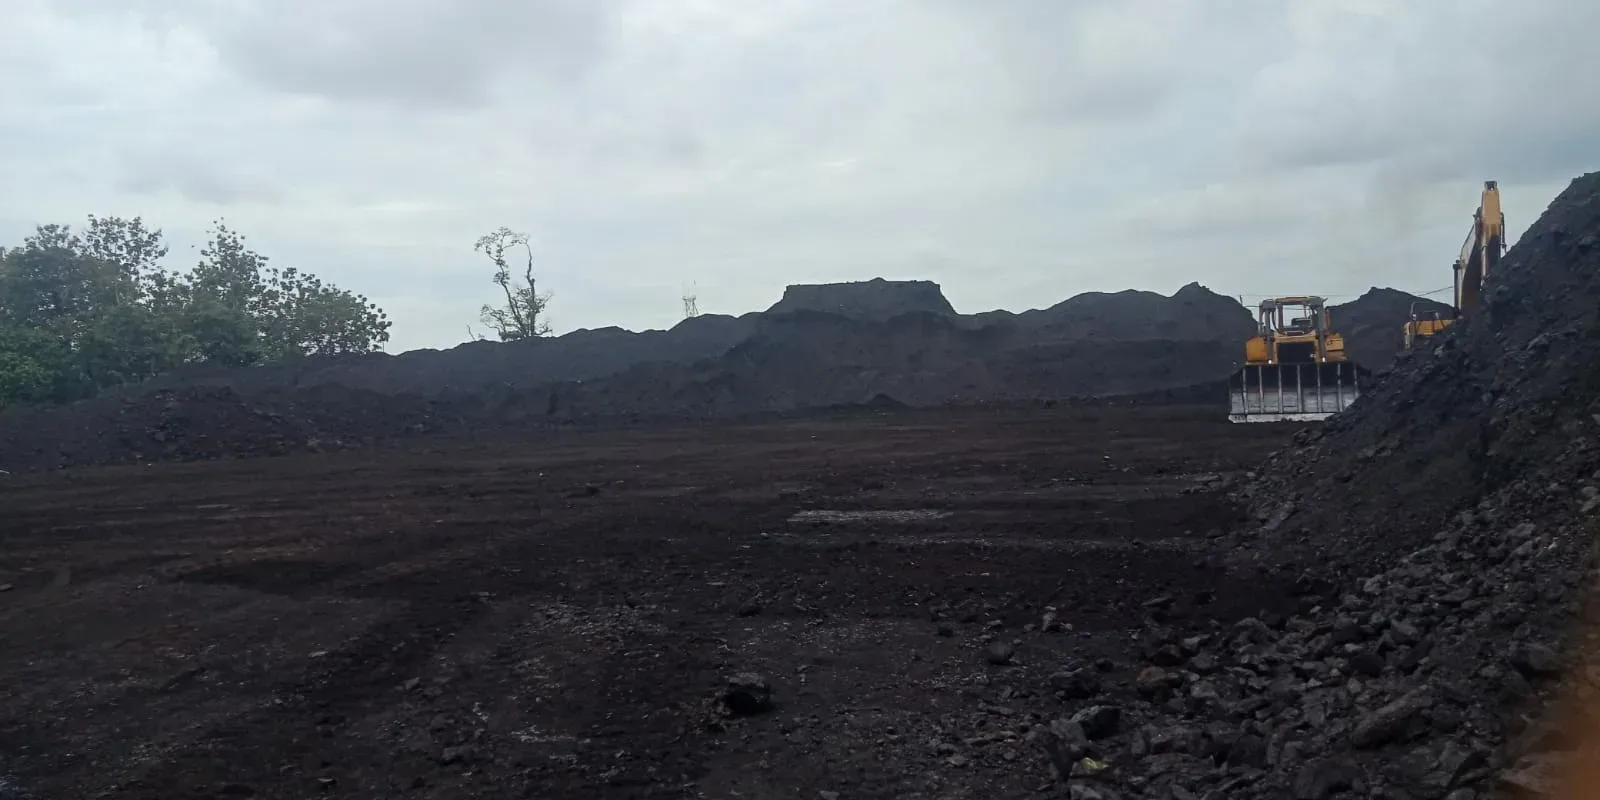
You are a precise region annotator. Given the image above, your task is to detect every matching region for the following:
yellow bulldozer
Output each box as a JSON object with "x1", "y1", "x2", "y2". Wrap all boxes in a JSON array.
[
  {"x1": 1228, "y1": 296, "x2": 1368, "y2": 423},
  {"x1": 1403, "y1": 180, "x2": 1506, "y2": 350}
]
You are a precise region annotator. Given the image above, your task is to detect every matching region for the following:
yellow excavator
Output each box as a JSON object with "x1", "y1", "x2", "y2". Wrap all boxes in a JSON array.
[
  {"x1": 1403, "y1": 180, "x2": 1506, "y2": 350},
  {"x1": 1228, "y1": 296, "x2": 1368, "y2": 423}
]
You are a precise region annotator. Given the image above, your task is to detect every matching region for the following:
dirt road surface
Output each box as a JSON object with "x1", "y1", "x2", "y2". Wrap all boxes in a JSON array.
[{"x1": 0, "y1": 407, "x2": 1296, "y2": 799}]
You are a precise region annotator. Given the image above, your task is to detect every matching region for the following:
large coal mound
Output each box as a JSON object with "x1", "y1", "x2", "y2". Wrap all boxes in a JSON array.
[
  {"x1": 1247, "y1": 176, "x2": 1600, "y2": 577},
  {"x1": 1104, "y1": 172, "x2": 1600, "y2": 799},
  {"x1": 129, "y1": 312, "x2": 761, "y2": 397},
  {"x1": 0, "y1": 273, "x2": 1443, "y2": 473},
  {"x1": 766, "y1": 278, "x2": 957, "y2": 319},
  {"x1": 534, "y1": 310, "x2": 1245, "y2": 418}
]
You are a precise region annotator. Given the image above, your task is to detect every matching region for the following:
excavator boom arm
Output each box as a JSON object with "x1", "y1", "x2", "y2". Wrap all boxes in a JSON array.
[
  {"x1": 1403, "y1": 179, "x2": 1505, "y2": 352},
  {"x1": 1456, "y1": 180, "x2": 1505, "y2": 315}
]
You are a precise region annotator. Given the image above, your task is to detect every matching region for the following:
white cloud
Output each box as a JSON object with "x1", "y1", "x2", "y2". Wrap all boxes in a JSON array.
[{"x1": 1, "y1": 0, "x2": 1595, "y2": 351}]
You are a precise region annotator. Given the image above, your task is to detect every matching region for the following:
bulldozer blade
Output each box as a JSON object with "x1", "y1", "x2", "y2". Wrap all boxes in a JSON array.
[{"x1": 1228, "y1": 362, "x2": 1365, "y2": 423}]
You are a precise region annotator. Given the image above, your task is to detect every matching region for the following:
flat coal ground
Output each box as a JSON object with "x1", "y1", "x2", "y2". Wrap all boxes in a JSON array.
[{"x1": 0, "y1": 406, "x2": 1295, "y2": 799}]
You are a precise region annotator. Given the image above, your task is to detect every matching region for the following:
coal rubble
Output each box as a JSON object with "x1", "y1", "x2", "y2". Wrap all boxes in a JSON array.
[
  {"x1": 1018, "y1": 444, "x2": 1600, "y2": 799},
  {"x1": 1112, "y1": 470, "x2": 1596, "y2": 799}
]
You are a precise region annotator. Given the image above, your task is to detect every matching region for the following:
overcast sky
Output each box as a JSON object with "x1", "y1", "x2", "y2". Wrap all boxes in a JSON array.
[{"x1": 3, "y1": 0, "x2": 1595, "y2": 352}]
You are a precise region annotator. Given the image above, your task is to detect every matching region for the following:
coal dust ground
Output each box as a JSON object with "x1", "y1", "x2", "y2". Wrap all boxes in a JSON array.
[{"x1": 0, "y1": 407, "x2": 1295, "y2": 799}]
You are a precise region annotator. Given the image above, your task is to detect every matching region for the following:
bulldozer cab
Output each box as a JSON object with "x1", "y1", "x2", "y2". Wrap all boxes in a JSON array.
[{"x1": 1228, "y1": 296, "x2": 1368, "y2": 423}]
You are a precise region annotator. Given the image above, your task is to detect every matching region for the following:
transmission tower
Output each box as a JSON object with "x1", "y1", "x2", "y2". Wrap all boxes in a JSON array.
[{"x1": 682, "y1": 283, "x2": 700, "y2": 319}]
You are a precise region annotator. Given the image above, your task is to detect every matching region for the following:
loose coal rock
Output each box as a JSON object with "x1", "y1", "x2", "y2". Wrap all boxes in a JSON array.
[
  {"x1": 1227, "y1": 733, "x2": 1268, "y2": 768},
  {"x1": 1049, "y1": 667, "x2": 1101, "y2": 699},
  {"x1": 1069, "y1": 705, "x2": 1121, "y2": 740},
  {"x1": 1351, "y1": 690, "x2": 1433, "y2": 749},
  {"x1": 1292, "y1": 757, "x2": 1360, "y2": 799},
  {"x1": 1135, "y1": 666, "x2": 1178, "y2": 699},
  {"x1": 1507, "y1": 642, "x2": 1562, "y2": 677},
  {"x1": 723, "y1": 673, "x2": 773, "y2": 716},
  {"x1": 984, "y1": 642, "x2": 1015, "y2": 666},
  {"x1": 1348, "y1": 649, "x2": 1386, "y2": 678}
]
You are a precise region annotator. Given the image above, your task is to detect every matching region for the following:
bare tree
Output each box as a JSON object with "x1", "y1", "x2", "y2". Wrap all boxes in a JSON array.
[{"x1": 474, "y1": 227, "x2": 551, "y2": 341}]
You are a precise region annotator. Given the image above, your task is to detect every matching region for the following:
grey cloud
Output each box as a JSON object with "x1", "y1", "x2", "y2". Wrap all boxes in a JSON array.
[
  {"x1": 1490, "y1": 130, "x2": 1600, "y2": 187},
  {"x1": 1234, "y1": 0, "x2": 1600, "y2": 179},
  {"x1": 201, "y1": 0, "x2": 617, "y2": 108},
  {"x1": 586, "y1": 129, "x2": 708, "y2": 169},
  {"x1": 946, "y1": 1, "x2": 1287, "y2": 125},
  {"x1": 117, "y1": 151, "x2": 284, "y2": 206}
]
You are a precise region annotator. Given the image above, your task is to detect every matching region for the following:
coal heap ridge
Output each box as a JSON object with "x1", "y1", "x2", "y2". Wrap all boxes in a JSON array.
[
  {"x1": 0, "y1": 274, "x2": 1437, "y2": 472},
  {"x1": 766, "y1": 277, "x2": 957, "y2": 319},
  {"x1": 133, "y1": 310, "x2": 763, "y2": 397}
]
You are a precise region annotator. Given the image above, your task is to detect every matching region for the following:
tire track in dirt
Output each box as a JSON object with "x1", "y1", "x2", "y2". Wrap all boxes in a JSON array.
[
  {"x1": 0, "y1": 407, "x2": 1296, "y2": 798},
  {"x1": 108, "y1": 594, "x2": 491, "y2": 799}
]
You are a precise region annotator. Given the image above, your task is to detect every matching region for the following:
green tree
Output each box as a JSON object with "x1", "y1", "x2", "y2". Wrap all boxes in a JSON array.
[
  {"x1": 186, "y1": 222, "x2": 390, "y2": 362},
  {"x1": 188, "y1": 222, "x2": 268, "y2": 319},
  {"x1": 0, "y1": 221, "x2": 152, "y2": 398},
  {"x1": 256, "y1": 263, "x2": 391, "y2": 360},
  {"x1": 0, "y1": 324, "x2": 68, "y2": 405},
  {"x1": 0, "y1": 215, "x2": 393, "y2": 406},
  {"x1": 83, "y1": 214, "x2": 168, "y2": 302},
  {"x1": 474, "y1": 226, "x2": 551, "y2": 341}
]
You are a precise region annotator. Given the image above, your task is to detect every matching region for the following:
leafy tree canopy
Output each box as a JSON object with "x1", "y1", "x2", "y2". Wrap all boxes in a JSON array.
[{"x1": 0, "y1": 216, "x2": 390, "y2": 406}]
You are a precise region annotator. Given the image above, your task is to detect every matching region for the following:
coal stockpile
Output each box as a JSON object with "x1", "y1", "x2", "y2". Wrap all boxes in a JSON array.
[
  {"x1": 0, "y1": 384, "x2": 462, "y2": 471},
  {"x1": 1244, "y1": 174, "x2": 1600, "y2": 578},
  {"x1": 765, "y1": 277, "x2": 958, "y2": 319},
  {"x1": 0, "y1": 282, "x2": 1245, "y2": 471},
  {"x1": 0, "y1": 273, "x2": 1442, "y2": 473},
  {"x1": 129, "y1": 311, "x2": 762, "y2": 397},
  {"x1": 537, "y1": 310, "x2": 1246, "y2": 419},
  {"x1": 1053, "y1": 172, "x2": 1600, "y2": 798}
]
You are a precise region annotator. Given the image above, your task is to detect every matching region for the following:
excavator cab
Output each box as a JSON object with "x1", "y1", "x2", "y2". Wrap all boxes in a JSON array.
[
  {"x1": 1403, "y1": 301, "x2": 1452, "y2": 351},
  {"x1": 1228, "y1": 296, "x2": 1368, "y2": 423}
]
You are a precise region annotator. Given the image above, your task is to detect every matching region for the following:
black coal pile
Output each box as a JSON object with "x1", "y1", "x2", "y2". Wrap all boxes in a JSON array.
[
  {"x1": 0, "y1": 384, "x2": 460, "y2": 471},
  {"x1": 132, "y1": 311, "x2": 760, "y2": 397},
  {"x1": 766, "y1": 277, "x2": 957, "y2": 319},
  {"x1": 99, "y1": 280, "x2": 1254, "y2": 405},
  {"x1": 1027, "y1": 172, "x2": 1600, "y2": 798},
  {"x1": 0, "y1": 275, "x2": 1445, "y2": 473},
  {"x1": 554, "y1": 282, "x2": 1256, "y2": 415},
  {"x1": 532, "y1": 301, "x2": 1245, "y2": 418},
  {"x1": 1242, "y1": 174, "x2": 1600, "y2": 579},
  {"x1": 973, "y1": 282, "x2": 1257, "y2": 343},
  {"x1": 0, "y1": 283, "x2": 1262, "y2": 471}
]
